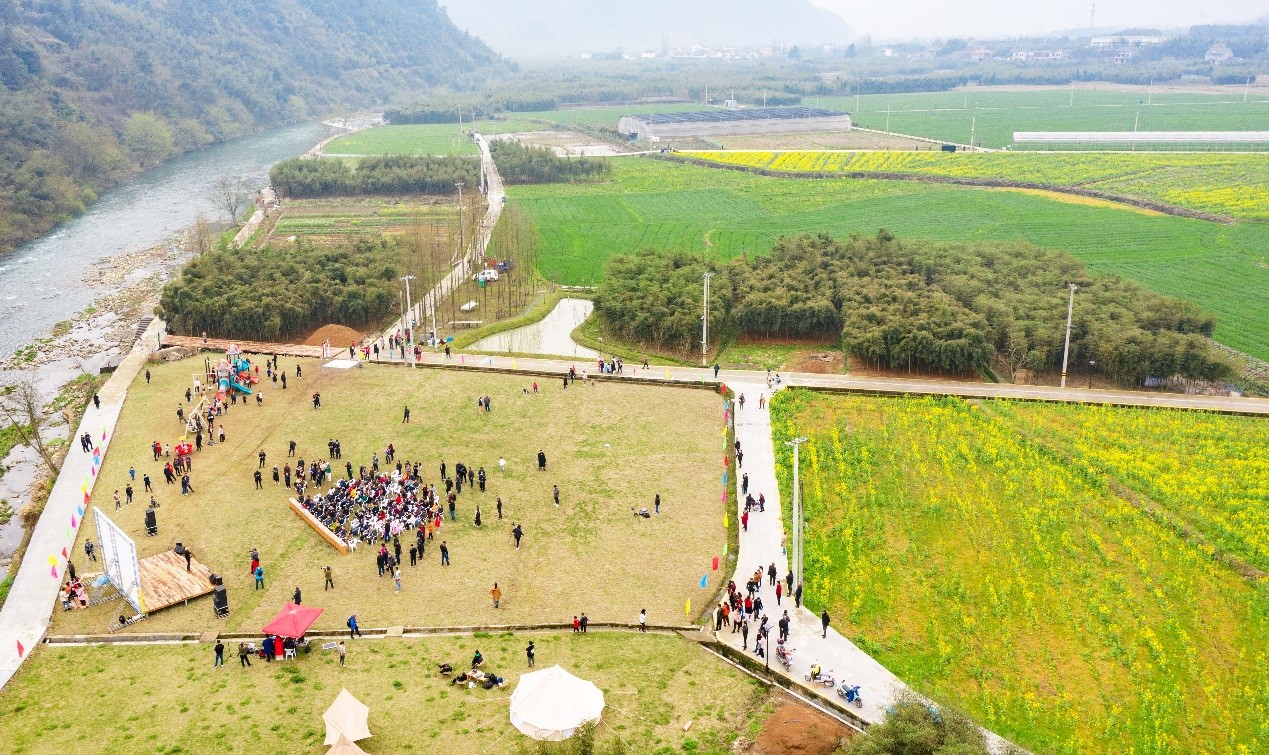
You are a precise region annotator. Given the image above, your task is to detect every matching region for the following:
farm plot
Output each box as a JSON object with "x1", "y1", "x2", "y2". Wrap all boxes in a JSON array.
[
  {"x1": 264, "y1": 198, "x2": 461, "y2": 247},
  {"x1": 770, "y1": 390, "x2": 1269, "y2": 755},
  {"x1": 817, "y1": 87, "x2": 1269, "y2": 149},
  {"x1": 712, "y1": 130, "x2": 932, "y2": 150},
  {"x1": 511, "y1": 158, "x2": 1269, "y2": 359},
  {"x1": 686, "y1": 151, "x2": 1269, "y2": 219}
]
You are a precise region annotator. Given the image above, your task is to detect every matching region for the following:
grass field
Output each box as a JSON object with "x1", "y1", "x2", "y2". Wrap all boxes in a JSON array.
[
  {"x1": 264, "y1": 197, "x2": 461, "y2": 247},
  {"x1": 511, "y1": 157, "x2": 1269, "y2": 360},
  {"x1": 770, "y1": 390, "x2": 1269, "y2": 754},
  {"x1": 686, "y1": 150, "x2": 1269, "y2": 220},
  {"x1": 54, "y1": 357, "x2": 726, "y2": 635},
  {"x1": 324, "y1": 120, "x2": 555, "y2": 156},
  {"x1": 817, "y1": 87, "x2": 1269, "y2": 149},
  {"x1": 0, "y1": 632, "x2": 768, "y2": 754}
]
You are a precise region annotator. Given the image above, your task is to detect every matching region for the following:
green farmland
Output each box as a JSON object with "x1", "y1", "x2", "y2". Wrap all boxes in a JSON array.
[
  {"x1": 819, "y1": 87, "x2": 1269, "y2": 149},
  {"x1": 322, "y1": 120, "x2": 548, "y2": 156},
  {"x1": 510, "y1": 158, "x2": 1269, "y2": 360}
]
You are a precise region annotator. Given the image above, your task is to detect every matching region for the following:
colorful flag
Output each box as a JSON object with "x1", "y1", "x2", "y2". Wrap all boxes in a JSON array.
[
  {"x1": 47, "y1": 555, "x2": 58, "y2": 567},
  {"x1": 50, "y1": 565, "x2": 58, "y2": 579},
  {"x1": 723, "y1": 542, "x2": 729, "y2": 557},
  {"x1": 685, "y1": 598, "x2": 691, "y2": 616},
  {"x1": 70, "y1": 515, "x2": 77, "y2": 528},
  {"x1": 699, "y1": 574, "x2": 708, "y2": 588},
  {"x1": 16, "y1": 640, "x2": 24, "y2": 657},
  {"x1": 712, "y1": 556, "x2": 719, "y2": 571}
]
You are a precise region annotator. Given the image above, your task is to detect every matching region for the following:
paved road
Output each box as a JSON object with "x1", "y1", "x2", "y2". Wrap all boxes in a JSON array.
[
  {"x1": 383, "y1": 132, "x2": 506, "y2": 343},
  {"x1": 0, "y1": 320, "x2": 164, "y2": 691}
]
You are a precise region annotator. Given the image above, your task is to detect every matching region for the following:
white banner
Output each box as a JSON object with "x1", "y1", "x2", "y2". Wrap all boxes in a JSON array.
[{"x1": 93, "y1": 507, "x2": 144, "y2": 614}]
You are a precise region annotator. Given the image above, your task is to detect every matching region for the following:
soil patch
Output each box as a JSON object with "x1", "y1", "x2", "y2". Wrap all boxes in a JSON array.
[
  {"x1": 300, "y1": 323, "x2": 365, "y2": 346},
  {"x1": 786, "y1": 351, "x2": 845, "y2": 374},
  {"x1": 753, "y1": 699, "x2": 855, "y2": 755}
]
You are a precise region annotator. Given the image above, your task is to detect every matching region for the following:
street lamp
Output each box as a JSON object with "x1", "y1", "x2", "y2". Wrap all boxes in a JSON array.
[
  {"x1": 455, "y1": 181, "x2": 466, "y2": 266},
  {"x1": 701, "y1": 272, "x2": 714, "y2": 367},
  {"x1": 1060, "y1": 283, "x2": 1078, "y2": 388},
  {"x1": 401, "y1": 275, "x2": 416, "y2": 369},
  {"x1": 1088, "y1": 359, "x2": 1096, "y2": 389},
  {"x1": 785, "y1": 437, "x2": 808, "y2": 595}
]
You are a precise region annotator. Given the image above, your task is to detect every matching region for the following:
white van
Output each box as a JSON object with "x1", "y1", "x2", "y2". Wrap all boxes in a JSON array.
[{"x1": 474, "y1": 269, "x2": 499, "y2": 282}]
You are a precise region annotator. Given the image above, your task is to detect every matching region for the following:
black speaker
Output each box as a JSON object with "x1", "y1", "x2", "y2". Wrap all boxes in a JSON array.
[
  {"x1": 144, "y1": 509, "x2": 158, "y2": 536},
  {"x1": 213, "y1": 586, "x2": 229, "y2": 616}
]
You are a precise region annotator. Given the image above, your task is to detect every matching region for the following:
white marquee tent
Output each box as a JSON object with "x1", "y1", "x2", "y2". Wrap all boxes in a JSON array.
[
  {"x1": 323, "y1": 689, "x2": 372, "y2": 746},
  {"x1": 509, "y1": 665, "x2": 605, "y2": 741}
]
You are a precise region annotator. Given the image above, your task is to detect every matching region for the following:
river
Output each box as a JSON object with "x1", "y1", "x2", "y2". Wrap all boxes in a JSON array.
[{"x1": 0, "y1": 122, "x2": 327, "y2": 361}]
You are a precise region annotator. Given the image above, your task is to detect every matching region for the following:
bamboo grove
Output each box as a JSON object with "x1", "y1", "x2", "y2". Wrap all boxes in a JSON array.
[{"x1": 596, "y1": 232, "x2": 1231, "y2": 383}]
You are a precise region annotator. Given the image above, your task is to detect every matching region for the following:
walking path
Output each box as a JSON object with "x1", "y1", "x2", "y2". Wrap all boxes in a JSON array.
[{"x1": 0, "y1": 319, "x2": 164, "y2": 690}]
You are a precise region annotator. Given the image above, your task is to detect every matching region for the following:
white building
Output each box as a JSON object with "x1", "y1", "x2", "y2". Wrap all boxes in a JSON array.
[
  {"x1": 1205, "y1": 44, "x2": 1234, "y2": 64},
  {"x1": 1091, "y1": 34, "x2": 1168, "y2": 48}
]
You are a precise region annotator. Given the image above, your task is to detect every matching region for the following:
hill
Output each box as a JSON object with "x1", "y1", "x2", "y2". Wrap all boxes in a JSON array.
[
  {"x1": 0, "y1": 0, "x2": 503, "y2": 256},
  {"x1": 443, "y1": 0, "x2": 854, "y2": 59}
]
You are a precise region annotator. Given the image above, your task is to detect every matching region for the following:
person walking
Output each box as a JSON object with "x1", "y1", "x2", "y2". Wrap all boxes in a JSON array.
[
  {"x1": 713, "y1": 363, "x2": 720, "y2": 378},
  {"x1": 795, "y1": 583, "x2": 803, "y2": 609},
  {"x1": 338, "y1": 641, "x2": 347, "y2": 666},
  {"x1": 638, "y1": 609, "x2": 647, "y2": 632},
  {"x1": 254, "y1": 564, "x2": 265, "y2": 589},
  {"x1": 491, "y1": 582, "x2": 502, "y2": 609},
  {"x1": 512, "y1": 523, "x2": 523, "y2": 549},
  {"x1": 238, "y1": 642, "x2": 252, "y2": 667},
  {"x1": 323, "y1": 565, "x2": 334, "y2": 590},
  {"x1": 84, "y1": 539, "x2": 96, "y2": 562},
  {"x1": 526, "y1": 641, "x2": 535, "y2": 667},
  {"x1": 572, "y1": 616, "x2": 580, "y2": 633},
  {"x1": 214, "y1": 640, "x2": 224, "y2": 668},
  {"x1": 347, "y1": 615, "x2": 362, "y2": 639},
  {"x1": 821, "y1": 609, "x2": 831, "y2": 638},
  {"x1": 143, "y1": 473, "x2": 152, "y2": 493}
]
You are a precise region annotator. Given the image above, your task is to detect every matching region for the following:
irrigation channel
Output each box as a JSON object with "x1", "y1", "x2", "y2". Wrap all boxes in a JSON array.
[{"x1": 468, "y1": 298, "x2": 599, "y2": 358}]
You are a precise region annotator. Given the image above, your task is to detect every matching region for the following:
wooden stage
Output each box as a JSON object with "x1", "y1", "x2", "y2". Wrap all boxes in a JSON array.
[{"x1": 139, "y1": 550, "x2": 215, "y2": 612}]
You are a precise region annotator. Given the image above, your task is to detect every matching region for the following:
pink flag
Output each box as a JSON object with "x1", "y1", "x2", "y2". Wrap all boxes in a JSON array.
[
  {"x1": 16, "y1": 640, "x2": 24, "y2": 657},
  {"x1": 50, "y1": 565, "x2": 58, "y2": 579},
  {"x1": 70, "y1": 515, "x2": 77, "y2": 528},
  {"x1": 61, "y1": 547, "x2": 68, "y2": 559}
]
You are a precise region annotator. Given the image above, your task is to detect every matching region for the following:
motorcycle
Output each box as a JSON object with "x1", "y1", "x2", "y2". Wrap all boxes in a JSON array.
[
  {"x1": 775, "y1": 643, "x2": 794, "y2": 670},
  {"x1": 837, "y1": 682, "x2": 862, "y2": 708},
  {"x1": 804, "y1": 666, "x2": 835, "y2": 688}
]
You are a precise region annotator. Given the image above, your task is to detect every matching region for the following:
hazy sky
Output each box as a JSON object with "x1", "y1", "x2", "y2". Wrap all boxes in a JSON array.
[{"x1": 807, "y1": 0, "x2": 1265, "y2": 40}]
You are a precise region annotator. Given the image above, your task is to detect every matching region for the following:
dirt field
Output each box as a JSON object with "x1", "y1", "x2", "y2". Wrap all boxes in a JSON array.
[
  {"x1": 301, "y1": 324, "x2": 366, "y2": 347},
  {"x1": 713, "y1": 130, "x2": 934, "y2": 151},
  {"x1": 753, "y1": 699, "x2": 856, "y2": 754},
  {"x1": 497, "y1": 130, "x2": 636, "y2": 156}
]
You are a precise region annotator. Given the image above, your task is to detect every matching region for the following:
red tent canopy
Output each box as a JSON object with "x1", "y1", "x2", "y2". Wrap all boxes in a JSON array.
[{"x1": 261, "y1": 603, "x2": 324, "y2": 639}]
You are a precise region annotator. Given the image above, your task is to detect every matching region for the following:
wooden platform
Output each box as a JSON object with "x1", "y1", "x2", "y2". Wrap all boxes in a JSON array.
[
  {"x1": 289, "y1": 498, "x2": 349, "y2": 554},
  {"x1": 138, "y1": 550, "x2": 215, "y2": 612},
  {"x1": 161, "y1": 335, "x2": 323, "y2": 359}
]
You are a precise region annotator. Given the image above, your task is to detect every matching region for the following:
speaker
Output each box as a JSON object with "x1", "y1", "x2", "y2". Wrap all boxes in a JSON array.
[
  {"x1": 213, "y1": 586, "x2": 229, "y2": 616},
  {"x1": 144, "y1": 509, "x2": 158, "y2": 535}
]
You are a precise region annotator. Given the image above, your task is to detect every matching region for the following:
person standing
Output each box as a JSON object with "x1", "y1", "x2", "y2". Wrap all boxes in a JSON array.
[
  {"x1": 496, "y1": 498, "x2": 503, "y2": 519},
  {"x1": 775, "y1": 581, "x2": 783, "y2": 605},
  {"x1": 821, "y1": 610, "x2": 830, "y2": 638},
  {"x1": 145, "y1": 369, "x2": 151, "y2": 384},
  {"x1": 254, "y1": 564, "x2": 265, "y2": 589},
  {"x1": 338, "y1": 641, "x2": 347, "y2": 666},
  {"x1": 638, "y1": 609, "x2": 647, "y2": 632},
  {"x1": 491, "y1": 582, "x2": 502, "y2": 609},
  {"x1": 768, "y1": 563, "x2": 777, "y2": 586},
  {"x1": 402, "y1": 406, "x2": 410, "y2": 423},
  {"x1": 393, "y1": 568, "x2": 402, "y2": 593},
  {"x1": 440, "y1": 541, "x2": 450, "y2": 566},
  {"x1": 293, "y1": 586, "x2": 302, "y2": 605},
  {"x1": 579, "y1": 613, "x2": 588, "y2": 633},
  {"x1": 213, "y1": 640, "x2": 224, "y2": 668},
  {"x1": 254, "y1": 469, "x2": 263, "y2": 489},
  {"x1": 553, "y1": 485, "x2": 560, "y2": 507},
  {"x1": 537, "y1": 450, "x2": 547, "y2": 471},
  {"x1": 795, "y1": 583, "x2": 803, "y2": 609},
  {"x1": 526, "y1": 641, "x2": 535, "y2": 667},
  {"x1": 741, "y1": 620, "x2": 750, "y2": 651},
  {"x1": 238, "y1": 642, "x2": 252, "y2": 667},
  {"x1": 572, "y1": 616, "x2": 580, "y2": 634}
]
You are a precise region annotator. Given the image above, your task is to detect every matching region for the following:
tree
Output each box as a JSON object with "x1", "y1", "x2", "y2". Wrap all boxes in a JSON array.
[
  {"x1": 122, "y1": 112, "x2": 174, "y2": 168},
  {"x1": 211, "y1": 174, "x2": 253, "y2": 223},
  {"x1": 186, "y1": 214, "x2": 214, "y2": 256},
  {"x1": 845, "y1": 692, "x2": 990, "y2": 755},
  {"x1": 0, "y1": 373, "x2": 60, "y2": 474}
]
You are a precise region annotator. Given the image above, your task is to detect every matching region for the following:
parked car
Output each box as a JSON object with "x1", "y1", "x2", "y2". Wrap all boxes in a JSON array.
[{"x1": 474, "y1": 269, "x2": 499, "y2": 282}]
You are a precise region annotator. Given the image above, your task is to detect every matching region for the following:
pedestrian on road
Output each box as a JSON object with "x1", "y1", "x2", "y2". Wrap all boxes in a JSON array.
[
  {"x1": 768, "y1": 563, "x2": 778, "y2": 586},
  {"x1": 491, "y1": 582, "x2": 502, "y2": 608},
  {"x1": 742, "y1": 473, "x2": 749, "y2": 495},
  {"x1": 786, "y1": 571, "x2": 794, "y2": 593},
  {"x1": 795, "y1": 582, "x2": 803, "y2": 608},
  {"x1": 775, "y1": 581, "x2": 783, "y2": 605},
  {"x1": 713, "y1": 363, "x2": 720, "y2": 378},
  {"x1": 93, "y1": 394, "x2": 100, "y2": 410},
  {"x1": 214, "y1": 640, "x2": 224, "y2": 667},
  {"x1": 638, "y1": 608, "x2": 647, "y2": 632},
  {"x1": 526, "y1": 641, "x2": 535, "y2": 667},
  {"x1": 821, "y1": 609, "x2": 831, "y2": 638},
  {"x1": 741, "y1": 620, "x2": 749, "y2": 650},
  {"x1": 741, "y1": 510, "x2": 748, "y2": 531}
]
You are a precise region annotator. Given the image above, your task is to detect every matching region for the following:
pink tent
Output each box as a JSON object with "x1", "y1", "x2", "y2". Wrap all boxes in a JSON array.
[{"x1": 262, "y1": 602, "x2": 324, "y2": 638}]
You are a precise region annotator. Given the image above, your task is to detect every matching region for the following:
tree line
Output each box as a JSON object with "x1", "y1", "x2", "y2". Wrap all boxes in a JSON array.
[
  {"x1": 269, "y1": 156, "x2": 480, "y2": 199},
  {"x1": 488, "y1": 141, "x2": 611, "y2": 184},
  {"x1": 158, "y1": 237, "x2": 402, "y2": 342},
  {"x1": 596, "y1": 232, "x2": 1231, "y2": 383}
]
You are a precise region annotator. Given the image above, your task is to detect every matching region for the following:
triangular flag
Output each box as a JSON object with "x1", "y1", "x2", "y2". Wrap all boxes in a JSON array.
[
  {"x1": 724, "y1": 456, "x2": 728, "y2": 467},
  {"x1": 70, "y1": 515, "x2": 77, "y2": 528},
  {"x1": 722, "y1": 472, "x2": 727, "y2": 484},
  {"x1": 50, "y1": 565, "x2": 58, "y2": 579},
  {"x1": 700, "y1": 574, "x2": 708, "y2": 588},
  {"x1": 16, "y1": 640, "x2": 24, "y2": 657},
  {"x1": 724, "y1": 514, "x2": 729, "y2": 529},
  {"x1": 78, "y1": 504, "x2": 85, "y2": 516},
  {"x1": 62, "y1": 547, "x2": 68, "y2": 559},
  {"x1": 712, "y1": 556, "x2": 719, "y2": 571},
  {"x1": 665, "y1": 368, "x2": 670, "y2": 379},
  {"x1": 65, "y1": 528, "x2": 72, "y2": 541},
  {"x1": 81, "y1": 484, "x2": 87, "y2": 494},
  {"x1": 513, "y1": 360, "x2": 518, "y2": 369},
  {"x1": 47, "y1": 555, "x2": 58, "y2": 567},
  {"x1": 723, "y1": 542, "x2": 729, "y2": 557},
  {"x1": 685, "y1": 598, "x2": 691, "y2": 616},
  {"x1": 90, "y1": 466, "x2": 97, "y2": 477},
  {"x1": 721, "y1": 492, "x2": 726, "y2": 504},
  {"x1": 101, "y1": 428, "x2": 107, "y2": 440}
]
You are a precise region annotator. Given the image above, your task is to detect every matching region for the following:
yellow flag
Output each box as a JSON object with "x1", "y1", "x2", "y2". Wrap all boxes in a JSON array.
[
  {"x1": 685, "y1": 598, "x2": 691, "y2": 616},
  {"x1": 723, "y1": 514, "x2": 728, "y2": 529},
  {"x1": 665, "y1": 368, "x2": 671, "y2": 379}
]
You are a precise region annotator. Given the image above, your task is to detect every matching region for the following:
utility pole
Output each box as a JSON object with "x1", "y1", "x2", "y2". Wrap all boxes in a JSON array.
[
  {"x1": 701, "y1": 272, "x2": 714, "y2": 367},
  {"x1": 885, "y1": 103, "x2": 891, "y2": 132},
  {"x1": 786, "y1": 437, "x2": 808, "y2": 592},
  {"x1": 1060, "y1": 283, "x2": 1078, "y2": 388},
  {"x1": 1132, "y1": 111, "x2": 1140, "y2": 152},
  {"x1": 402, "y1": 275, "x2": 416, "y2": 368},
  {"x1": 969, "y1": 115, "x2": 977, "y2": 151},
  {"x1": 456, "y1": 181, "x2": 466, "y2": 267},
  {"x1": 1069, "y1": 82, "x2": 1075, "y2": 107},
  {"x1": 1245, "y1": 76, "x2": 1252, "y2": 103}
]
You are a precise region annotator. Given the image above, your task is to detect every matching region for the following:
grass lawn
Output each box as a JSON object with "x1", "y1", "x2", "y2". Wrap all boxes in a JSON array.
[
  {"x1": 55, "y1": 356, "x2": 726, "y2": 635},
  {"x1": 770, "y1": 390, "x2": 1269, "y2": 754},
  {"x1": 0, "y1": 632, "x2": 769, "y2": 754},
  {"x1": 324, "y1": 120, "x2": 549, "y2": 156},
  {"x1": 817, "y1": 87, "x2": 1269, "y2": 149},
  {"x1": 511, "y1": 157, "x2": 1269, "y2": 360}
]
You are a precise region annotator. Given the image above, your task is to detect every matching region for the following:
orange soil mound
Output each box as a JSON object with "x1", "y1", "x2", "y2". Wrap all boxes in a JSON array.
[{"x1": 299, "y1": 324, "x2": 366, "y2": 347}]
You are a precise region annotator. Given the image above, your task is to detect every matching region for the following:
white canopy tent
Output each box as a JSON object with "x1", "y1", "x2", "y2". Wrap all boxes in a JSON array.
[
  {"x1": 509, "y1": 665, "x2": 606, "y2": 741},
  {"x1": 323, "y1": 689, "x2": 372, "y2": 746},
  {"x1": 326, "y1": 735, "x2": 367, "y2": 755}
]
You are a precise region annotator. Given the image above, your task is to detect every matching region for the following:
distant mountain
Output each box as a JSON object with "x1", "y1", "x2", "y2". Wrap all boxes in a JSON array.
[
  {"x1": 443, "y1": 0, "x2": 854, "y2": 59},
  {"x1": 0, "y1": 0, "x2": 503, "y2": 256}
]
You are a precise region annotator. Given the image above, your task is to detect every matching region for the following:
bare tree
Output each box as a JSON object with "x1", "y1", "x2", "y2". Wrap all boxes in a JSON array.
[
  {"x1": 211, "y1": 174, "x2": 253, "y2": 223},
  {"x1": 186, "y1": 214, "x2": 214, "y2": 256},
  {"x1": 0, "y1": 373, "x2": 60, "y2": 474}
]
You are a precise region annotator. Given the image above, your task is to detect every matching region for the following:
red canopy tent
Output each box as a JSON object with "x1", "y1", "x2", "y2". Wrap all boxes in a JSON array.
[{"x1": 261, "y1": 603, "x2": 324, "y2": 638}]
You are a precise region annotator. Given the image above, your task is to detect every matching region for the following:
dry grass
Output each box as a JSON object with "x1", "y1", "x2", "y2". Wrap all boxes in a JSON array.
[
  {"x1": 0, "y1": 632, "x2": 769, "y2": 754},
  {"x1": 53, "y1": 355, "x2": 726, "y2": 635}
]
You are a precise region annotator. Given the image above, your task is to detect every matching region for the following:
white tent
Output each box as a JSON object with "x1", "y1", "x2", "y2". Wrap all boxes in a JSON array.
[
  {"x1": 509, "y1": 665, "x2": 605, "y2": 741},
  {"x1": 326, "y1": 735, "x2": 368, "y2": 755},
  {"x1": 323, "y1": 689, "x2": 372, "y2": 746}
]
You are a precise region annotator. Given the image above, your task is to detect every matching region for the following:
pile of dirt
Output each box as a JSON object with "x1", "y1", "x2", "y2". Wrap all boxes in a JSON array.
[
  {"x1": 752, "y1": 699, "x2": 855, "y2": 755},
  {"x1": 299, "y1": 324, "x2": 366, "y2": 347},
  {"x1": 787, "y1": 351, "x2": 845, "y2": 374}
]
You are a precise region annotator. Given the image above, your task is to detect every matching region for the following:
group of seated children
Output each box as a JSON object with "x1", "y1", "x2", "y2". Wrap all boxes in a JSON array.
[{"x1": 445, "y1": 650, "x2": 505, "y2": 689}]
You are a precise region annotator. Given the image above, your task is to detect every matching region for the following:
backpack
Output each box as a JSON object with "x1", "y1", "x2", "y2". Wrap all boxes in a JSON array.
[{"x1": 347, "y1": 616, "x2": 355, "y2": 628}]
